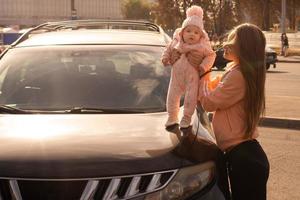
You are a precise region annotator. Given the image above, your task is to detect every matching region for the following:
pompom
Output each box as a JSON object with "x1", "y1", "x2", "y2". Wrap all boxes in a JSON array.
[{"x1": 186, "y1": 5, "x2": 203, "y2": 19}]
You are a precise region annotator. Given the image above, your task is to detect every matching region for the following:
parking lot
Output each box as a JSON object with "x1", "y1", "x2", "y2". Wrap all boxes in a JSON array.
[
  {"x1": 213, "y1": 61, "x2": 300, "y2": 119},
  {"x1": 258, "y1": 127, "x2": 300, "y2": 200},
  {"x1": 213, "y1": 61, "x2": 300, "y2": 200},
  {"x1": 264, "y1": 62, "x2": 300, "y2": 119}
]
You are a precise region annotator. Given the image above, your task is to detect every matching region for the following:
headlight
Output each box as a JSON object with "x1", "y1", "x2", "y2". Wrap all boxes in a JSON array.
[{"x1": 144, "y1": 161, "x2": 215, "y2": 200}]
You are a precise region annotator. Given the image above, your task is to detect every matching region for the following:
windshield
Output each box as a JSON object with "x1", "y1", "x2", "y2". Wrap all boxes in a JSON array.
[{"x1": 0, "y1": 45, "x2": 170, "y2": 112}]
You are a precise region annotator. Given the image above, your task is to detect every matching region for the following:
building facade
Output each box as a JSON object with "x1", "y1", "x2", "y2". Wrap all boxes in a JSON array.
[{"x1": 0, "y1": 0, "x2": 123, "y2": 26}]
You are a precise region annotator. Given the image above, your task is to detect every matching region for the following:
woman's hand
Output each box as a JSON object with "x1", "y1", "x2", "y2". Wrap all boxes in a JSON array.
[
  {"x1": 170, "y1": 49, "x2": 181, "y2": 65},
  {"x1": 186, "y1": 50, "x2": 203, "y2": 68}
]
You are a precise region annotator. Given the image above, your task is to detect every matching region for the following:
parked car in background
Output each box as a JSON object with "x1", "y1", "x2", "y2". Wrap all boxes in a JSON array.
[
  {"x1": 1, "y1": 26, "x2": 23, "y2": 46},
  {"x1": 0, "y1": 20, "x2": 225, "y2": 200},
  {"x1": 213, "y1": 46, "x2": 278, "y2": 70},
  {"x1": 212, "y1": 47, "x2": 229, "y2": 70},
  {"x1": 0, "y1": 45, "x2": 5, "y2": 54},
  {"x1": 265, "y1": 46, "x2": 278, "y2": 70}
]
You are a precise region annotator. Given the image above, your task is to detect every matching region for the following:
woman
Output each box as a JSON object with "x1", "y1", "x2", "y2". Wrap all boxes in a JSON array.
[
  {"x1": 281, "y1": 33, "x2": 289, "y2": 57},
  {"x1": 171, "y1": 23, "x2": 270, "y2": 199},
  {"x1": 200, "y1": 23, "x2": 270, "y2": 200}
]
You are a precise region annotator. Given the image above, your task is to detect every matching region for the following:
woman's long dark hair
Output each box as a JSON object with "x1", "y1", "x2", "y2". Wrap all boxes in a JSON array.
[{"x1": 232, "y1": 23, "x2": 266, "y2": 138}]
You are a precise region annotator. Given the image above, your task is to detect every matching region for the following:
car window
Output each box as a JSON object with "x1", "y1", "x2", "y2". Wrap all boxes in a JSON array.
[{"x1": 0, "y1": 45, "x2": 170, "y2": 112}]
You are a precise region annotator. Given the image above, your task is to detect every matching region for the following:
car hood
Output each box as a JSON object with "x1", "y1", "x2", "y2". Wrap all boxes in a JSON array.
[{"x1": 0, "y1": 113, "x2": 192, "y2": 179}]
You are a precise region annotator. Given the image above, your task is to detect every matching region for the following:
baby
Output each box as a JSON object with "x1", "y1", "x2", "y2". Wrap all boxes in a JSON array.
[{"x1": 162, "y1": 5, "x2": 216, "y2": 128}]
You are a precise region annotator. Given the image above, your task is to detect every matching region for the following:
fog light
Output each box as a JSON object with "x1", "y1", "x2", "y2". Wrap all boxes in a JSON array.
[{"x1": 163, "y1": 181, "x2": 184, "y2": 199}]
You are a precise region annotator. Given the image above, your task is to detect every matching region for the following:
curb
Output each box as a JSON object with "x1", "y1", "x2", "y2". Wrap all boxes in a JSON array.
[
  {"x1": 259, "y1": 117, "x2": 300, "y2": 130},
  {"x1": 277, "y1": 59, "x2": 300, "y2": 63},
  {"x1": 277, "y1": 56, "x2": 300, "y2": 63}
]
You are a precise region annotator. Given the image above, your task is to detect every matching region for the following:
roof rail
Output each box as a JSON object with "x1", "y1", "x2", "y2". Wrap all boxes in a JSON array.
[{"x1": 11, "y1": 20, "x2": 162, "y2": 46}]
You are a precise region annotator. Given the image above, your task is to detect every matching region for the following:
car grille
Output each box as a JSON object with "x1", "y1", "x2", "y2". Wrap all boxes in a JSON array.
[{"x1": 0, "y1": 170, "x2": 177, "y2": 200}]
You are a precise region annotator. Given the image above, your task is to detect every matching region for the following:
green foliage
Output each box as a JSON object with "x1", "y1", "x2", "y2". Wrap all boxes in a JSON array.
[{"x1": 122, "y1": 0, "x2": 152, "y2": 20}]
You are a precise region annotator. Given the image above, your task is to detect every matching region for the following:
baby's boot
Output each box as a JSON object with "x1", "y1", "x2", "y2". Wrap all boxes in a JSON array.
[
  {"x1": 165, "y1": 117, "x2": 178, "y2": 128},
  {"x1": 179, "y1": 116, "x2": 191, "y2": 128}
]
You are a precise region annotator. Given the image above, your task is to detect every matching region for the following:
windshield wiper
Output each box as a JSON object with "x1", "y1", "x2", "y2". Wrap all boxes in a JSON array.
[
  {"x1": 64, "y1": 107, "x2": 147, "y2": 114},
  {"x1": 0, "y1": 105, "x2": 163, "y2": 114},
  {"x1": 0, "y1": 105, "x2": 33, "y2": 114}
]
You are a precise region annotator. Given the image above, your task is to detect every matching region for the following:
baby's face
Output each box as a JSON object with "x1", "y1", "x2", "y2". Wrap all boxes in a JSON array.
[{"x1": 182, "y1": 25, "x2": 203, "y2": 45}]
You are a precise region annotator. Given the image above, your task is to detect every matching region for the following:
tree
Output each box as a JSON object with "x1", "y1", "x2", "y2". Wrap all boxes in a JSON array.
[
  {"x1": 234, "y1": 0, "x2": 300, "y2": 31},
  {"x1": 216, "y1": 0, "x2": 237, "y2": 35},
  {"x1": 261, "y1": 0, "x2": 271, "y2": 31},
  {"x1": 122, "y1": 0, "x2": 152, "y2": 20},
  {"x1": 152, "y1": 0, "x2": 182, "y2": 32},
  {"x1": 152, "y1": 0, "x2": 238, "y2": 37},
  {"x1": 150, "y1": 0, "x2": 299, "y2": 35}
]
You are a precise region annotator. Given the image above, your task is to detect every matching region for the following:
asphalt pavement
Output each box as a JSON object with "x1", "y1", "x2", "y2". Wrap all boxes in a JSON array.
[
  {"x1": 211, "y1": 56, "x2": 300, "y2": 130},
  {"x1": 257, "y1": 127, "x2": 300, "y2": 200},
  {"x1": 259, "y1": 56, "x2": 300, "y2": 130}
]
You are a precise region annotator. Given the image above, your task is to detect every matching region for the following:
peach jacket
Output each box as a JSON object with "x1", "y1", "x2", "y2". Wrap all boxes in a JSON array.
[{"x1": 198, "y1": 64, "x2": 258, "y2": 151}]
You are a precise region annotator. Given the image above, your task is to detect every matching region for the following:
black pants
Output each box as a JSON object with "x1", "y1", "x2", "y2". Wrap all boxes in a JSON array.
[{"x1": 217, "y1": 139, "x2": 270, "y2": 200}]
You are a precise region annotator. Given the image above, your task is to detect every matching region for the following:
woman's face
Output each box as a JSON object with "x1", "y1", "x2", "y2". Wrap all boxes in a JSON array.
[
  {"x1": 182, "y1": 25, "x2": 202, "y2": 45},
  {"x1": 223, "y1": 33, "x2": 239, "y2": 63}
]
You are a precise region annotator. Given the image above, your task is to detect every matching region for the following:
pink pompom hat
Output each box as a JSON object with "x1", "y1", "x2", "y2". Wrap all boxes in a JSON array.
[{"x1": 181, "y1": 5, "x2": 204, "y2": 31}]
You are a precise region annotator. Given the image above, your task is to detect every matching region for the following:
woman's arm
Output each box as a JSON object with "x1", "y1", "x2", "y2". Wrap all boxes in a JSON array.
[{"x1": 198, "y1": 68, "x2": 245, "y2": 112}]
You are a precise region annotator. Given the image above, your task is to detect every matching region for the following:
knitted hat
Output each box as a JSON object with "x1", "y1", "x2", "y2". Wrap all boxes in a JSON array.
[{"x1": 181, "y1": 5, "x2": 204, "y2": 31}]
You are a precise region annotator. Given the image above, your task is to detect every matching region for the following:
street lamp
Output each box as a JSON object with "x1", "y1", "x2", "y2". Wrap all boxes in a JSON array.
[{"x1": 71, "y1": 0, "x2": 77, "y2": 20}]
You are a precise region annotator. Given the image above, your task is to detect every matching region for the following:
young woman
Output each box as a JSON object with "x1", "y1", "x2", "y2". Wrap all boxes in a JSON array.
[
  {"x1": 198, "y1": 23, "x2": 270, "y2": 200},
  {"x1": 281, "y1": 33, "x2": 289, "y2": 57}
]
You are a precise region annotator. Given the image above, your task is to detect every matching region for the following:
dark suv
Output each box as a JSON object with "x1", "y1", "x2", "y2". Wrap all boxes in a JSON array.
[{"x1": 0, "y1": 20, "x2": 225, "y2": 200}]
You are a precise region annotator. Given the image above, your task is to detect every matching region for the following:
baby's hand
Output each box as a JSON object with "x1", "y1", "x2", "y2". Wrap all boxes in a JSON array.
[
  {"x1": 162, "y1": 58, "x2": 170, "y2": 66},
  {"x1": 170, "y1": 49, "x2": 181, "y2": 65}
]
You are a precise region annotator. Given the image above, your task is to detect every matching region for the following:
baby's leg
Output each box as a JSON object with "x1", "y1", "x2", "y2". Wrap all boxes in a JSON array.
[
  {"x1": 166, "y1": 70, "x2": 185, "y2": 127},
  {"x1": 180, "y1": 68, "x2": 199, "y2": 128}
]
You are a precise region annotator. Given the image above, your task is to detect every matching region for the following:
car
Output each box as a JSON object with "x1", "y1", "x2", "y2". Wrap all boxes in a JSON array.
[
  {"x1": 265, "y1": 46, "x2": 278, "y2": 70},
  {"x1": 0, "y1": 20, "x2": 225, "y2": 200},
  {"x1": 212, "y1": 47, "x2": 229, "y2": 70},
  {"x1": 213, "y1": 46, "x2": 278, "y2": 70},
  {"x1": 0, "y1": 45, "x2": 5, "y2": 54}
]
